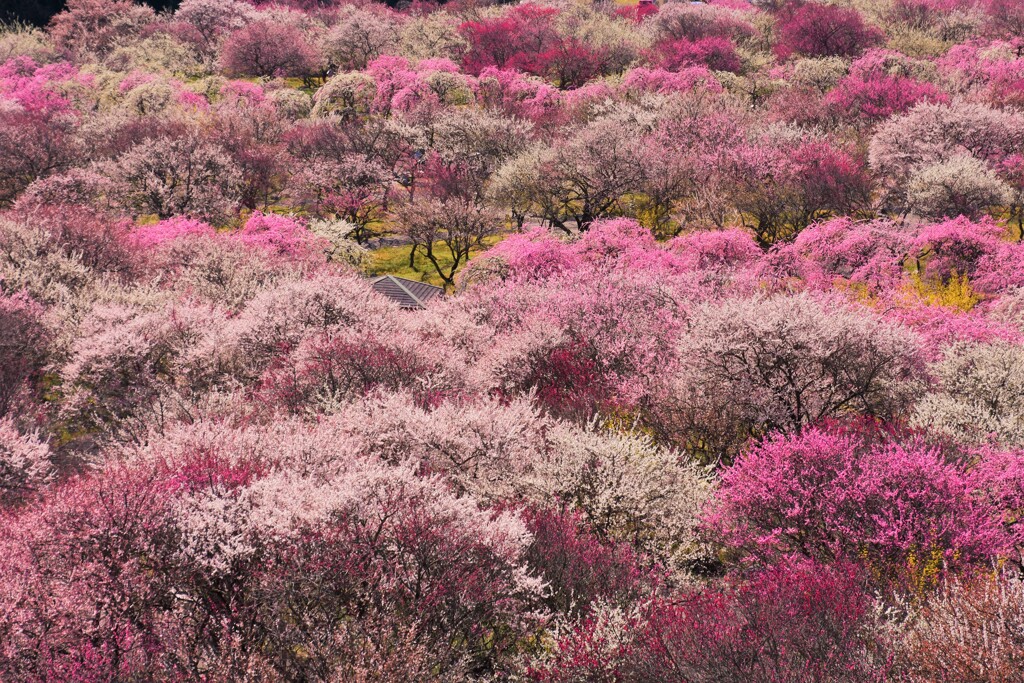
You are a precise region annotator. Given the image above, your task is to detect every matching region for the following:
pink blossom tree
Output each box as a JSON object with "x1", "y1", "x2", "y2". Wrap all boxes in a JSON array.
[
  {"x1": 105, "y1": 132, "x2": 242, "y2": 222},
  {"x1": 520, "y1": 505, "x2": 660, "y2": 618},
  {"x1": 219, "y1": 21, "x2": 321, "y2": 79},
  {"x1": 0, "y1": 417, "x2": 52, "y2": 506},
  {"x1": 459, "y1": 5, "x2": 560, "y2": 75},
  {"x1": 0, "y1": 107, "x2": 82, "y2": 208},
  {"x1": 725, "y1": 136, "x2": 873, "y2": 246},
  {"x1": 652, "y1": 36, "x2": 742, "y2": 73},
  {"x1": 529, "y1": 559, "x2": 889, "y2": 683},
  {"x1": 233, "y1": 211, "x2": 324, "y2": 261},
  {"x1": 774, "y1": 2, "x2": 884, "y2": 60},
  {"x1": 826, "y1": 70, "x2": 946, "y2": 124},
  {"x1": 707, "y1": 425, "x2": 1011, "y2": 586},
  {"x1": 47, "y1": 0, "x2": 155, "y2": 60},
  {"x1": 0, "y1": 292, "x2": 50, "y2": 419},
  {"x1": 663, "y1": 293, "x2": 926, "y2": 461}
]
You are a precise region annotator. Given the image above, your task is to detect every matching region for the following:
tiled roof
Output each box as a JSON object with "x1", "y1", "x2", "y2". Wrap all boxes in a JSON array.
[{"x1": 369, "y1": 274, "x2": 444, "y2": 309}]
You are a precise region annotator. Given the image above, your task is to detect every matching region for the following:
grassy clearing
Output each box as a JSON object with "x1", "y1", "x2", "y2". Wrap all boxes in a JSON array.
[{"x1": 365, "y1": 235, "x2": 506, "y2": 286}]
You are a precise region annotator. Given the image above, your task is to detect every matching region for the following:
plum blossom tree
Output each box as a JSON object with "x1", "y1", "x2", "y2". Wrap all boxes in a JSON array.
[
  {"x1": 984, "y1": 0, "x2": 1024, "y2": 51},
  {"x1": 774, "y1": 2, "x2": 884, "y2": 60},
  {"x1": 453, "y1": 231, "x2": 691, "y2": 419},
  {"x1": 896, "y1": 576, "x2": 1024, "y2": 681},
  {"x1": 289, "y1": 153, "x2": 393, "y2": 243},
  {"x1": 826, "y1": 69, "x2": 946, "y2": 124},
  {"x1": 0, "y1": 24, "x2": 54, "y2": 65},
  {"x1": 420, "y1": 107, "x2": 531, "y2": 203},
  {"x1": 399, "y1": 197, "x2": 501, "y2": 288},
  {"x1": 253, "y1": 328, "x2": 447, "y2": 415},
  {"x1": 322, "y1": 5, "x2": 401, "y2": 72},
  {"x1": 0, "y1": 107, "x2": 82, "y2": 208},
  {"x1": 633, "y1": 560, "x2": 887, "y2": 682},
  {"x1": 209, "y1": 90, "x2": 292, "y2": 211},
  {"x1": 907, "y1": 154, "x2": 1013, "y2": 219},
  {"x1": 648, "y1": 1, "x2": 757, "y2": 44},
  {"x1": 207, "y1": 272, "x2": 400, "y2": 388},
  {"x1": 131, "y1": 216, "x2": 216, "y2": 248},
  {"x1": 57, "y1": 300, "x2": 226, "y2": 445},
  {"x1": 937, "y1": 41, "x2": 1024, "y2": 108},
  {"x1": 652, "y1": 36, "x2": 742, "y2": 73},
  {"x1": 47, "y1": 0, "x2": 155, "y2": 60},
  {"x1": 174, "y1": 0, "x2": 257, "y2": 50},
  {"x1": 497, "y1": 118, "x2": 647, "y2": 232},
  {"x1": 459, "y1": 4, "x2": 560, "y2": 75},
  {"x1": 663, "y1": 293, "x2": 925, "y2": 461},
  {"x1": 0, "y1": 216, "x2": 95, "y2": 310},
  {"x1": 218, "y1": 21, "x2": 321, "y2": 79},
  {"x1": 0, "y1": 417, "x2": 52, "y2": 506},
  {"x1": 529, "y1": 559, "x2": 889, "y2": 683},
  {"x1": 163, "y1": 445, "x2": 547, "y2": 678},
  {"x1": 971, "y1": 446, "x2": 1024, "y2": 566},
  {"x1": 475, "y1": 68, "x2": 562, "y2": 126},
  {"x1": 325, "y1": 391, "x2": 713, "y2": 573},
  {"x1": 307, "y1": 218, "x2": 367, "y2": 266},
  {"x1": 233, "y1": 211, "x2": 324, "y2": 261},
  {"x1": 707, "y1": 425, "x2": 1011, "y2": 587},
  {"x1": 309, "y1": 71, "x2": 377, "y2": 119},
  {"x1": 106, "y1": 132, "x2": 242, "y2": 222},
  {"x1": 0, "y1": 465, "x2": 178, "y2": 681},
  {"x1": 524, "y1": 422, "x2": 715, "y2": 572},
  {"x1": 0, "y1": 291, "x2": 50, "y2": 418},
  {"x1": 869, "y1": 101, "x2": 1024, "y2": 216},
  {"x1": 905, "y1": 216, "x2": 1005, "y2": 290},
  {"x1": 913, "y1": 341, "x2": 1024, "y2": 447},
  {"x1": 520, "y1": 505, "x2": 659, "y2": 618},
  {"x1": 782, "y1": 216, "x2": 911, "y2": 292},
  {"x1": 143, "y1": 231, "x2": 303, "y2": 311},
  {"x1": 725, "y1": 134, "x2": 873, "y2": 246},
  {"x1": 398, "y1": 11, "x2": 468, "y2": 63}
]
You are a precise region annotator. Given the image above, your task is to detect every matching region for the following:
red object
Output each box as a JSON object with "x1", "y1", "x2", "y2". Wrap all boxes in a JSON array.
[{"x1": 636, "y1": 0, "x2": 659, "y2": 21}]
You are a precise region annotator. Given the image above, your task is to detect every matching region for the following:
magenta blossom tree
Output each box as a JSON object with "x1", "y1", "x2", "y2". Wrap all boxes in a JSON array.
[
  {"x1": 774, "y1": 2, "x2": 884, "y2": 60},
  {"x1": 707, "y1": 425, "x2": 1012, "y2": 587}
]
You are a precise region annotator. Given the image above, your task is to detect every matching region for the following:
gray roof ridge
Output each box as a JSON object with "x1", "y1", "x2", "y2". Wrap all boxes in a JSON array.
[{"x1": 385, "y1": 274, "x2": 426, "y2": 308}]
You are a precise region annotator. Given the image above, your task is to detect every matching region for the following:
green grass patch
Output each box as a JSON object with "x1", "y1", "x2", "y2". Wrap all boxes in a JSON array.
[{"x1": 365, "y1": 235, "x2": 506, "y2": 287}]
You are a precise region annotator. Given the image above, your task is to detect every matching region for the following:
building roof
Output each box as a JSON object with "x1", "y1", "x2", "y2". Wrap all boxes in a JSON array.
[{"x1": 369, "y1": 274, "x2": 444, "y2": 309}]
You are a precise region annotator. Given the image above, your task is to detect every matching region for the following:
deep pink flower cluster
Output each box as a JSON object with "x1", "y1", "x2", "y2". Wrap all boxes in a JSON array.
[{"x1": 707, "y1": 425, "x2": 1013, "y2": 583}]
